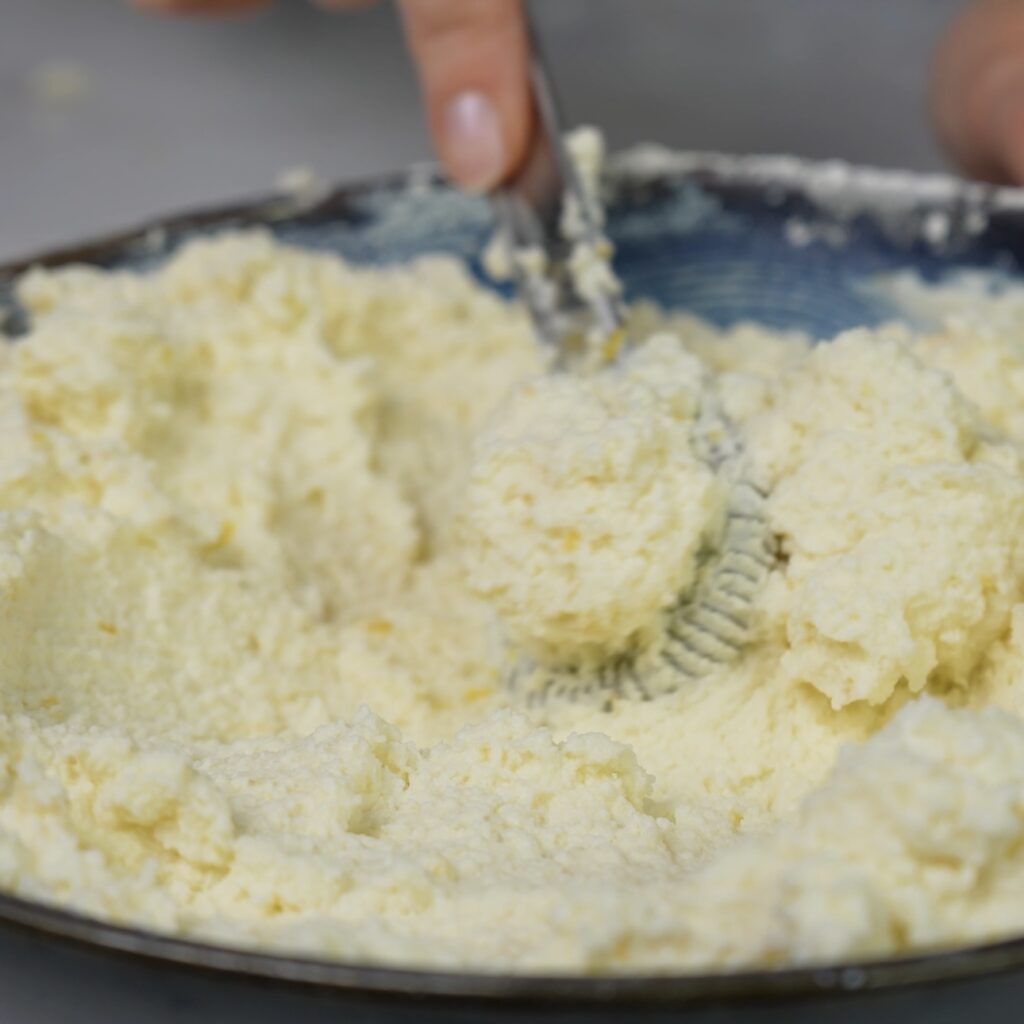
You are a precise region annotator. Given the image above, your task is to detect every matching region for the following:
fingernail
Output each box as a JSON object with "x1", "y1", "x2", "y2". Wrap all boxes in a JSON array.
[{"x1": 441, "y1": 91, "x2": 505, "y2": 193}]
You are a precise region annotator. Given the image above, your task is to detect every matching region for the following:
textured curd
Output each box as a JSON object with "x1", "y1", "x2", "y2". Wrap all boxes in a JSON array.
[{"x1": 3, "y1": 231, "x2": 1024, "y2": 972}]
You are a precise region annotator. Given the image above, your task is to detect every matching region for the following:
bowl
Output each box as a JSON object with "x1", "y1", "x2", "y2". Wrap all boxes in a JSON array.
[{"x1": 3, "y1": 152, "x2": 1024, "y2": 1023}]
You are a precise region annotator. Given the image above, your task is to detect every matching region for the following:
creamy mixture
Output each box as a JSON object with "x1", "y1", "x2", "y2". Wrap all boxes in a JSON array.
[{"x1": 4, "y1": 229, "x2": 1024, "y2": 973}]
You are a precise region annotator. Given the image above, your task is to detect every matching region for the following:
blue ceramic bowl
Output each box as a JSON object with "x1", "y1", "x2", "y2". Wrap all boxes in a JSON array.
[{"x1": 3, "y1": 154, "x2": 1024, "y2": 1023}]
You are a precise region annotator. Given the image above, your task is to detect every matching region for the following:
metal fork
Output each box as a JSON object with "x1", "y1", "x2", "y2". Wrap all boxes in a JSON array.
[{"x1": 491, "y1": 11, "x2": 625, "y2": 364}]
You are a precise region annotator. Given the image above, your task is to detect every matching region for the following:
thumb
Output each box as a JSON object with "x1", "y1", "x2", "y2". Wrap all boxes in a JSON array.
[
  {"x1": 933, "y1": 0, "x2": 1024, "y2": 184},
  {"x1": 399, "y1": 0, "x2": 532, "y2": 192}
]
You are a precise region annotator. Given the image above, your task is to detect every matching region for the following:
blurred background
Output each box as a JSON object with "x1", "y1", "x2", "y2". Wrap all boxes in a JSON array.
[{"x1": 1, "y1": 0, "x2": 965, "y2": 261}]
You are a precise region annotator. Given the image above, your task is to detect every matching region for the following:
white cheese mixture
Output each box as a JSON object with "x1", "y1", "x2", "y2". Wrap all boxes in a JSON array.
[{"x1": 4, "y1": 231, "x2": 1024, "y2": 973}]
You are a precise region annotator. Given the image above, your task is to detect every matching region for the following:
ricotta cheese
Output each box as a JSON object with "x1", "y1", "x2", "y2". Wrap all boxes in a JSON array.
[{"x1": 2, "y1": 230, "x2": 1024, "y2": 973}]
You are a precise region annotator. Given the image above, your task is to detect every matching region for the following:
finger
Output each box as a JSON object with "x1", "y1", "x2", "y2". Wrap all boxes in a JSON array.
[
  {"x1": 933, "y1": 0, "x2": 1024, "y2": 184},
  {"x1": 399, "y1": 0, "x2": 532, "y2": 192},
  {"x1": 131, "y1": 0, "x2": 271, "y2": 14}
]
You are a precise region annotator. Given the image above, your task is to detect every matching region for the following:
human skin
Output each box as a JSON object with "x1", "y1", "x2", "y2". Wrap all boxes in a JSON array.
[
  {"x1": 131, "y1": 0, "x2": 533, "y2": 192},
  {"x1": 932, "y1": 0, "x2": 1024, "y2": 184}
]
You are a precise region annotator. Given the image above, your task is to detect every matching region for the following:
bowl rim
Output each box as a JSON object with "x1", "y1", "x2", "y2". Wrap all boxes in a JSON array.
[
  {"x1": 4, "y1": 886, "x2": 1024, "y2": 1005},
  {"x1": 4, "y1": 151, "x2": 1024, "y2": 1005},
  {"x1": 3, "y1": 147, "x2": 1024, "y2": 279}
]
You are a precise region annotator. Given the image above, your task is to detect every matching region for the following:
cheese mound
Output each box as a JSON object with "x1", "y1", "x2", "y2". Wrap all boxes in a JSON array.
[
  {"x1": 4, "y1": 232, "x2": 1024, "y2": 973},
  {"x1": 465, "y1": 337, "x2": 722, "y2": 665},
  {"x1": 756, "y1": 328, "x2": 1024, "y2": 708}
]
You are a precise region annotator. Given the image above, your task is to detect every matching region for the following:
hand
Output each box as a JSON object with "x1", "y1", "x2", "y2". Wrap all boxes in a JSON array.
[
  {"x1": 934, "y1": 0, "x2": 1024, "y2": 184},
  {"x1": 133, "y1": 0, "x2": 532, "y2": 192}
]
